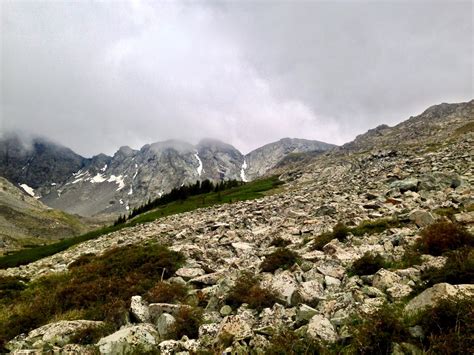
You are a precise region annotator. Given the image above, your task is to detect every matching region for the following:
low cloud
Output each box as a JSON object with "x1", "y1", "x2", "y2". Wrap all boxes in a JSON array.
[{"x1": 1, "y1": 0, "x2": 471, "y2": 157}]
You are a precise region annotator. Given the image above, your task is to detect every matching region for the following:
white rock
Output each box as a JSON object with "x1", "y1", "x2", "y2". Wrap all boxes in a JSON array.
[
  {"x1": 307, "y1": 314, "x2": 338, "y2": 343},
  {"x1": 156, "y1": 313, "x2": 176, "y2": 339},
  {"x1": 265, "y1": 270, "x2": 298, "y2": 305},
  {"x1": 297, "y1": 280, "x2": 325, "y2": 304},
  {"x1": 97, "y1": 324, "x2": 159, "y2": 354},
  {"x1": 372, "y1": 269, "x2": 402, "y2": 291},
  {"x1": 175, "y1": 267, "x2": 205, "y2": 280},
  {"x1": 405, "y1": 283, "x2": 474, "y2": 314},
  {"x1": 131, "y1": 295, "x2": 150, "y2": 323},
  {"x1": 7, "y1": 320, "x2": 104, "y2": 351}
]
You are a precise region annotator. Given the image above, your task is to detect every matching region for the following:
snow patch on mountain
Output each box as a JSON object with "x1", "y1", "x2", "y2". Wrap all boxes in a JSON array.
[
  {"x1": 194, "y1": 152, "x2": 203, "y2": 177},
  {"x1": 240, "y1": 160, "x2": 248, "y2": 182},
  {"x1": 20, "y1": 184, "x2": 36, "y2": 197},
  {"x1": 90, "y1": 173, "x2": 106, "y2": 183},
  {"x1": 107, "y1": 175, "x2": 126, "y2": 191}
]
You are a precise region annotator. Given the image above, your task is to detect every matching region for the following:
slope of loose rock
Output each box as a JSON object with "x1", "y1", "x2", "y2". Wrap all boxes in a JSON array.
[{"x1": 1, "y1": 100, "x2": 473, "y2": 353}]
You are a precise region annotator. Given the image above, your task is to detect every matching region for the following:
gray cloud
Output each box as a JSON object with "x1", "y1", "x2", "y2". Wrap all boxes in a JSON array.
[{"x1": 1, "y1": 0, "x2": 472, "y2": 157}]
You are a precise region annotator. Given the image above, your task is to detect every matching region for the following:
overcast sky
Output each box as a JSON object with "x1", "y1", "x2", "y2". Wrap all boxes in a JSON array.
[{"x1": 1, "y1": 0, "x2": 472, "y2": 157}]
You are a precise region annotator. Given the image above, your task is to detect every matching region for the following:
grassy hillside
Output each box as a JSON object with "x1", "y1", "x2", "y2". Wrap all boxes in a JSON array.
[{"x1": 0, "y1": 176, "x2": 283, "y2": 269}]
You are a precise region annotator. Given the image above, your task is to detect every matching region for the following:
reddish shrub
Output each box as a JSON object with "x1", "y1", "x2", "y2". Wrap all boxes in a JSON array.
[{"x1": 418, "y1": 222, "x2": 473, "y2": 256}]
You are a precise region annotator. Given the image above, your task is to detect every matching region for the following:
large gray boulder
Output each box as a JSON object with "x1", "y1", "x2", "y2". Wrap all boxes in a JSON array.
[
  {"x1": 405, "y1": 283, "x2": 474, "y2": 314},
  {"x1": 6, "y1": 320, "x2": 105, "y2": 352},
  {"x1": 96, "y1": 324, "x2": 159, "y2": 354}
]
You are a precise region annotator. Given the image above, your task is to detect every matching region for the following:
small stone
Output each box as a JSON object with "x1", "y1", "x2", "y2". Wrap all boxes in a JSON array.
[
  {"x1": 296, "y1": 304, "x2": 318, "y2": 322},
  {"x1": 409, "y1": 210, "x2": 435, "y2": 227},
  {"x1": 220, "y1": 305, "x2": 233, "y2": 316}
]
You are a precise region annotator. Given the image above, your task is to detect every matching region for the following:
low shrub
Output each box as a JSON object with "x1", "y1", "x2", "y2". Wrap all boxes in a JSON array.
[
  {"x1": 144, "y1": 281, "x2": 188, "y2": 304},
  {"x1": 348, "y1": 303, "x2": 409, "y2": 354},
  {"x1": 417, "y1": 222, "x2": 473, "y2": 256},
  {"x1": 261, "y1": 248, "x2": 299, "y2": 273},
  {"x1": 350, "y1": 218, "x2": 400, "y2": 237},
  {"x1": 69, "y1": 323, "x2": 115, "y2": 344},
  {"x1": 0, "y1": 243, "x2": 184, "y2": 349},
  {"x1": 170, "y1": 306, "x2": 203, "y2": 339},
  {"x1": 269, "y1": 237, "x2": 291, "y2": 248},
  {"x1": 0, "y1": 276, "x2": 27, "y2": 302},
  {"x1": 311, "y1": 232, "x2": 334, "y2": 251},
  {"x1": 350, "y1": 252, "x2": 388, "y2": 276},
  {"x1": 226, "y1": 272, "x2": 279, "y2": 311},
  {"x1": 419, "y1": 247, "x2": 474, "y2": 290},
  {"x1": 332, "y1": 222, "x2": 349, "y2": 241},
  {"x1": 416, "y1": 296, "x2": 474, "y2": 353},
  {"x1": 343, "y1": 296, "x2": 474, "y2": 354},
  {"x1": 264, "y1": 329, "x2": 323, "y2": 354}
]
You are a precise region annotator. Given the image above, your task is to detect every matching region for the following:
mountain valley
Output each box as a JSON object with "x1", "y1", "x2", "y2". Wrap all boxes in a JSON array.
[{"x1": 0, "y1": 100, "x2": 472, "y2": 354}]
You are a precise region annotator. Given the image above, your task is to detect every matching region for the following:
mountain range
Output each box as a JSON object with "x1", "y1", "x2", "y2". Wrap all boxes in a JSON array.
[
  {"x1": 1, "y1": 100, "x2": 472, "y2": 354},
  {"x1": 0, "y1": 136, "x2": 335, "y2": 217}
]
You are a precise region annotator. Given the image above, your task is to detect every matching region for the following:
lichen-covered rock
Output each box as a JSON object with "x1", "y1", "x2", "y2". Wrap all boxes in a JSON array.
[
  {"x1": 405, "y1": 283, "x2": 474, "y2": 314},
  {"x1": 6, "y1": 320, "x2": 105, "y2": 352},
  {"x1": 218, "y1": 311, "x2": 255, "y2": 342},
  {"x1": 307, "y1": 314, "x2": 338, "y2": 343},
  {"x1": 130, "y1": 295, "x2": 150, "y2": 323},
  {"x1": 372, "y1": 269, "x2": 402, "y2": 291},
  {"x1": 96, "y1": 324, "x2": 159, "y2": 354},
  {"x1": 408, "y1": 210, "x2": 435, "y2": 227},
  {"x1": 175, "y1": 267, "x2": 205, "y2": 280},
  {"x1": 154, "y1": 313, "x2": 175, "y2": 340}
]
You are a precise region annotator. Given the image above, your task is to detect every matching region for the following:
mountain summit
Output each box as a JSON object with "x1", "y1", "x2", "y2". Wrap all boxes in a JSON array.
[{"x1": 0, "y1": 136, "x2": 335, "y2": 217}]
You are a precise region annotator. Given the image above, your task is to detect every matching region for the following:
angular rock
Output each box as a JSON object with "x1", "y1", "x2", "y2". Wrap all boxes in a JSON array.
[
  {"x1": 307, "y1": 315, "x2": 338, "y2": 343},
  {"x1": 372, "y1": 269, "x2": 402, "y2": 291},
  {"x1": 189, "y1": 272, "x2": 223, "y2": 286},
  {"x1": 454, "y1": 211, "x2": 474, "y2": 225},
  {"x1": 390, "y1": 178, "x2": 419, "y2": 193},
  {"x1": 264, "y1": 270, "x2": 298, "y2": 305},
  {"x1": 149, "y1": 303, "x2": 190, "y2": 319},
  {"x1": 387, "y1": 284, "x2": 412, "y2": 300},
  {"x1": 175, "y1": 267, "x2": 205, "y2": 280},
  {"x1": 156, "y1": 313, "x2": 176, "y2": 339},
  {"x1": 405, "y1": 283, "x2": 474, "y2": 314},
  {"x1": 297, "y1": 280, "x2": 325, "y2": 304},
  {"x1": 218, "y1": 315, "x2": 253, "y2": 341},
  {"x1": 130, "y1": 295, "x2": 150, "y2": 323},
  {"x1": 409, "y1": 210, "x2": 435, "y2": 227},
  {"x1": 296, "y1": 304, "x2": 318, "y2": 322},
  {"x1": 6, "y1": 320, "x2": 105, "y2": 351},
  {"x1": 97, "y1": 324, "x2": 159, "y2": 354}
]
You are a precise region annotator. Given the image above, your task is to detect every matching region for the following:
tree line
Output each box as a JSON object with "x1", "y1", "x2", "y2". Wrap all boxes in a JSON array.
[{"x1": 114, "y1": 179, "x2": 244, "y2": 226}]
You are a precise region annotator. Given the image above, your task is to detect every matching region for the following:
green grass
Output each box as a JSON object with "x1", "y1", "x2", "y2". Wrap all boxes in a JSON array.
[
  {"x1": 0, "y1": 176, "x2": 283, "y2": 269},
  {"x1": 125, "y1": 175, "x2": 283, "y2": 226}
]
